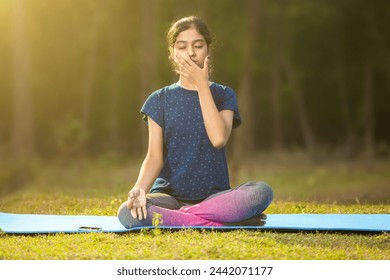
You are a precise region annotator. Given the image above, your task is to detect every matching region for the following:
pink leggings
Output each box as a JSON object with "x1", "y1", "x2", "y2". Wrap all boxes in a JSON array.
[{"x1": 117, "y1": 181, "x2": 273, "y2": 228}]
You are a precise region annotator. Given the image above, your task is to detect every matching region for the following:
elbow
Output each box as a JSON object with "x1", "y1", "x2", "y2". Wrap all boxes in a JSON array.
[
  {"x1": 213, "y1": 143, "x2": 226, "y2": 150},
  {"x1": 211, "y1": 137, "x2": 228, "y2": 150},
  {"x1": 208, "y1": 126, "x2": 232, "y2": 149}
]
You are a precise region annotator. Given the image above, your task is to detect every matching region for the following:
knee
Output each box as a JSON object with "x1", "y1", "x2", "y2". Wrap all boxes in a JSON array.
[
  {"x1": 243, "y1": 181, "x2": 274, "y2": 204},
  {"x1": 117, "y1": 201, "x2": 133, "y2": 229},
  {"x1": 257, "y1": 181, "x2": 274, "y2": 202},
  {"x1": 251, "y1": 182, "x2": 273, "y2": 213}
]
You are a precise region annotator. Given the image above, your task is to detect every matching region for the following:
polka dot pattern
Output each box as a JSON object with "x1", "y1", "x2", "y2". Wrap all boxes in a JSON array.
[{"x1": 140, "y1": 83, "x2": 241, "y2": 201}]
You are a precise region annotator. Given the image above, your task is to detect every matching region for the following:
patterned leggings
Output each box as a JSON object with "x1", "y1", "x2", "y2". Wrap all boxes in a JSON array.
[{"x1": 117, "y1": 181, "x2": 273, "y2": 228}]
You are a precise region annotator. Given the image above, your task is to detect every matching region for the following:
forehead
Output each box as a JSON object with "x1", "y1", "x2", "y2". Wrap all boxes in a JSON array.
[{"x1": 175, "y1": 27, "x2": 205, "y2": 43}]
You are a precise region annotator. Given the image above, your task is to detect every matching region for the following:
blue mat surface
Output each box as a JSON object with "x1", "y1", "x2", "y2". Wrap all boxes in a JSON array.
[{"x1": 0, "y1": 212, "x2": 389, "y2": 234}]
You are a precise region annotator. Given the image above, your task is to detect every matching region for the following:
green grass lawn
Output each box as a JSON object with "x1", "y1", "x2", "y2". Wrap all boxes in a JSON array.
[{"x1": 0, "y1": 155, "x2": 389, "y2": 260}]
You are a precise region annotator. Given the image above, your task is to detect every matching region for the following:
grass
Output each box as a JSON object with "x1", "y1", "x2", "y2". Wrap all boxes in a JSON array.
[
  {"x1": 0, "y1": 154, "x2": 389, "y2": 260},
  {"x1": 1, "y1": 229, "x2": 389, "y2": 260}
]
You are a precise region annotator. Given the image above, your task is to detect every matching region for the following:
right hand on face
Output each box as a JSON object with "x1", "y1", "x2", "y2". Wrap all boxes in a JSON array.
[{"x1": 126, "y1": 188, "x2": 147, "y2": 220}]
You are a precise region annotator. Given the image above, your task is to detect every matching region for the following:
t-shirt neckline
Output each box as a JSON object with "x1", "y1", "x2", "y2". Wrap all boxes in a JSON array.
[{"x1": 173, "y1": 82, "x2": 214, "y2": 93}]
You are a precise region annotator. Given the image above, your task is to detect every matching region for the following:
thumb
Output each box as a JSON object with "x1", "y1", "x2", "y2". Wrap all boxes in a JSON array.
[
  {"x1": 131, "y1": 188, "x2": 142, "y2": 198},
  {"x1": 127, "y1": 188, "x2": 139, "y2": 208},
  {"x1": 203, "y1": 56, "x2": 210, "y2": 70}
]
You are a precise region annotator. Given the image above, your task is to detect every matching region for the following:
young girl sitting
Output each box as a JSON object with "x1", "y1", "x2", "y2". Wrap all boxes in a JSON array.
[{"x1": 118, "y1": 16, "x2": 273, "y2": 228}]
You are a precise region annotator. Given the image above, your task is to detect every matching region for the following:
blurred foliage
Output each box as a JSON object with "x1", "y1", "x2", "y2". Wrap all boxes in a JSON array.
[{"x1": 1, "y1": 0, "x2": 390, "y2": 161}]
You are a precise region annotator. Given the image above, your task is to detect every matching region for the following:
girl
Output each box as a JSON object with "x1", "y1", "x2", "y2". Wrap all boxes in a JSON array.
[{"x1": 118, "y1": 16, "x2": 273, "y2": 228}]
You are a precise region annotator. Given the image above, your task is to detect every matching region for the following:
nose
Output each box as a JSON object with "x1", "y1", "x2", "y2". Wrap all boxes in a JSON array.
[{"x1": 188, "y1": 47, "x2": 195, "y2": 58}]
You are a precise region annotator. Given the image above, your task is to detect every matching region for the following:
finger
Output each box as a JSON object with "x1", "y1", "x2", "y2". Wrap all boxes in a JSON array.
[
  {"x1": 126, "y1": 198, "x2": 133, "y2": 209},
  {"x1": 203, "y1": 56, "x2": 210, "y2": 70},
  {"x1": 129, "y1": 188, "x2": 141, "y2": 199},
  {"x1": 177, "y1": 65, "x2": 189, "y2": 78},
  {"x1": 128, "y1": 189, "x2": 139, "y2": 199},
  {"x1": 184, "y1": 55, "x2": 193, "y2": 66},
  {"x1": 142, "y1": 205, "x2": 147, "y2": 219},
  {"x1": 178, "y1": 55, "x2": 191, "y2": 67},
  {"x1": 137, "y1": 207, "x2": 143, "y2": 220},
  {"x1": 174, "y1": 54, "x2": 181, "y2": 63},
  {"x1": 175, "y1": 59, "x2": 186, "y2": 73},
  {"x1": 133, "y1": 188, "x2": 140, "y2": 197},
  {"x1": 177, "y1": 59, "x2": 188, "y2": 70},
  {"x1": 130, "y1": 208, "x2": 138, "y2": 219},
  {"x1": 179, "y1": 71, "x2": 189, "y2": 78},
  {"x1": 127, "y1": 193, "x2": 134, "y2": 208}
]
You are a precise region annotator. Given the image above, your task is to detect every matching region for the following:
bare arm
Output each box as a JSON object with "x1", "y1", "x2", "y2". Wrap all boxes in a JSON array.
[
  {"x1": 127, "y1": 116, "x2": 163, "y2": 220},
  {"x1": 197, "y1": 83, "x2": 234, "y2": 149},
  {"x1": 177, "y1": 55, "x2": 234, "y2": 149}
]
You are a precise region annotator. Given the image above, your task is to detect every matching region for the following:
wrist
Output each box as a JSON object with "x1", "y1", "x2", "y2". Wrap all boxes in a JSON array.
[
  {"x1": 131, "y1": 186, "x2": 147, "y2": 193},
  {"x1": 195, "y1": 80, "x2": 210, "y2": 91}
]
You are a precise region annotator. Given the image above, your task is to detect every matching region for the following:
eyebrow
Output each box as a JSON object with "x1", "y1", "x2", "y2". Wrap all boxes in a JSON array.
[{"x1": 175, "y1": 39, "x2": 205, "y2": 44}]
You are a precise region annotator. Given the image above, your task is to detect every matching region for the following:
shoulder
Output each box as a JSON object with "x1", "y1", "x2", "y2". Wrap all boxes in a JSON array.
[
  {"x1": 148, "y1": 84, "x2": 175, "y2": 98},
  {"x1": 210, "y1": 82, "x2": 238, "y2": 103},
  {"x1": 211, "y1": 82, "x2": 236, "y2": 96},
  {"x1": 144, "y1": 84, "x2": 177, "y2": 103}
]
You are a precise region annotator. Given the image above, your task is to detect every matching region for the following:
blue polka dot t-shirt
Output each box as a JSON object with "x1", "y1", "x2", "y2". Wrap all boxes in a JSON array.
[{"x1": 141, "y1": 82, "x2": 241, "y2": 202}]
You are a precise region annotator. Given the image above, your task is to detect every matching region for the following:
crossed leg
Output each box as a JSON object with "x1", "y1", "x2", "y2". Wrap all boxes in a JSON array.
[{"x1": 117, "y1": 181, "x2": 273, "y2": 228}]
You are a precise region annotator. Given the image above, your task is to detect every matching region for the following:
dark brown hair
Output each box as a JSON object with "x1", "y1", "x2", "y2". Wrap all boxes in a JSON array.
[{"x1": 167, "y1": 16, "x2": 213, "y2": 72}]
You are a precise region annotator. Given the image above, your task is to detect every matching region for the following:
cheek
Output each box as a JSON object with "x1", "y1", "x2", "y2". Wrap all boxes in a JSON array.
[
  {"x1": 197, "y1": 49, "x2": 208, "y2": 61},
  {"x1": 197, "y1": 47, "x2": 208, "y2": 58},
  {"x1": 173, "y1": 49, "x2": 186, "y2": 61}
]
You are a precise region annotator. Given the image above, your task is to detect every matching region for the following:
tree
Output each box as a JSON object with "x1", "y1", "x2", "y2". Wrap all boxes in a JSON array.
[
  {"x1": 267, "y1": 4, "x2": 284, "y2": 152},
  {"x1": 270, "y1": 57, "x2": 284, "y2": 151},
  {"x1": 138, "y1": 0, "x2": 160, "y2": 149},
  {"x1": 11, "y1": 0, "x2": 34, "y2": 160},
  {"x1": 363, "y1": 62, "x2": 374, "y2": 164},
  {"x1": 81, "y1": 4, "x2": 101, "y2": 155},
  {"x1": 278, "y1": 1, "x2": 315, "y2": 154},
  {"x1": 234, "y1": 0, "x2": 263, "y2": 161}
]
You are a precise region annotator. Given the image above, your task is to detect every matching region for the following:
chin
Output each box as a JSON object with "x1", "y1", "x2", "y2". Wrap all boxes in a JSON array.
[{"x1": 197, "y1": 62, "x2": 205, "y2": 68}]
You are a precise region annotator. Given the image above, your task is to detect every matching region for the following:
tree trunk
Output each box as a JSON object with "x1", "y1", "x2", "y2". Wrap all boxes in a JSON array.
[
  {"x1": 335, "y1": 39, "x2": 356, "y2": 157},
  {"x1": 363, "y1": 62, "x2": 374, "y2": 164},
  {"x1": 234, "y1": 0, "x2": 262, "y2": 162},
  {"x1": 138, "y1": 0, "x2": 159, "y2": 151},
  {"x1": 81, "y1": 8, "x2": 100, "y2": 154},
  {"x1": 273, "y1": 1, "x2": 315, "y2": 154},
  {"x1": 282, "y1": 56, "x2": 315, "y2": 154},
  {"x1": 270, "y1": 60, "x2": 283, "y2": 151},
  {"x1": 11, "y1": 0, "x2": 34, "y2": 160},
  {"x1": 109, "y1": 32, "x2": 119, "y2": 156}
]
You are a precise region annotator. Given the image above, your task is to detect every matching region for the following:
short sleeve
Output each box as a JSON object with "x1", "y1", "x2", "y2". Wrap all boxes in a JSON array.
[
  {"x1": 217, "y1": 86, "x2": 241, "y2": 128},
  {"x1": 140, "y1": 90, "x2": 164, "y2": 128}
]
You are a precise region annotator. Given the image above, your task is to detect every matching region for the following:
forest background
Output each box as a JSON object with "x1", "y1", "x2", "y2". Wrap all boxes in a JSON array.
[{"x1": 0, "y1": 0, "x2": 389, "y2": 203}]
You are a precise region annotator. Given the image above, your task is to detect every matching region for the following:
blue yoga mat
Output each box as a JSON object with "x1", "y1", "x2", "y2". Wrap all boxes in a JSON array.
[{"x1": 0, "y1": 212, "x2": 389, "y2": 234}]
